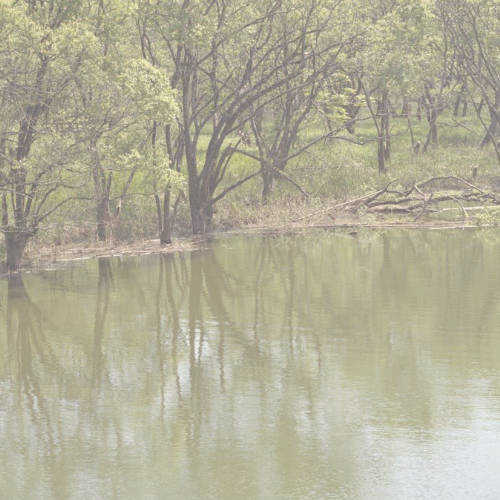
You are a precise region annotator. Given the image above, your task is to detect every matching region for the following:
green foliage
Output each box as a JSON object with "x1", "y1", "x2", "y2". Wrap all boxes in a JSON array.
[
  {"x1": 0, "y1": 0, "x2": 498, "y2": 260},
  {"x1": 119, "y1": 59, "x2": 178, "y2": 123},
  {"x1": 121, "y1": 149, "x2": 186, "y2": 195}
]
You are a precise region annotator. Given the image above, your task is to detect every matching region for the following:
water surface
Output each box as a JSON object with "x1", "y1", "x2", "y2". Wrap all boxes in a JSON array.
[{"x1": 1, "y1": 230, "x2": 500, "y2": 499}]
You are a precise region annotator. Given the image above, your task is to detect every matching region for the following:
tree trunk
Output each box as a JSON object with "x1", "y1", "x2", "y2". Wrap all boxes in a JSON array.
[
  {"x1": 428, "y1": 107, "x2": 438, "y2": 146},
  {"x1": 430, "y1": 113, "x2": 438, "y2": 145},
  {"x1": 4, "y1": 231, "x2": 28, "y2": 273},
  {"x1": 96, "y1": 197, "x2": 110, "y2": 242},
  {"x1": 382, "y1": 92, "x2": 391, "y2": 161},
  {"x1": 191, "y1": 208, "x2": 211, "y2": 234},
  {"x1": 160, "y1": 224, "x2": 172, "y2": 245},
  {"x1": 261, "y1": 162, "x2": 274, "y2": 203},
  {"x1": 160, "y1": 191, "x2": 172, "y2": 245},
  {"x1": 454, "y1": 83, "x2": 466, "y2": 117},
  {"x1": 423, "y1": 86, "x2": 439, "y2": 151},
  {"x1": 185, "y1": 135, "x2": 212, "y2": 234},
  {"x1": 377, "y1": 139, "x2": 386, "y2": 174},
  {"x1": 423, "y1": 105, "x2": 439, "y2": 153},
  {"x1": 480, "y1": 113, "x2": 498, "y2": 148},
  {"x1": 477, "y1": 98, "x2": 485, "y2": 116},
  {"x1": 416, "y1": 97, "x2": 422, "y2": 121},
  {"x1": 480, "y1": 90, "x2": 499, "y2": 148},
  {"x1": 376, "y1": 94, "x2": 388, "y2": 174},
  {"x1": 189, "y1": 193, "x2": 212, "y2": 234},
  {"x1": 453, "y1": 93, "x2": 462, "y2": 117},
  {"x1": 191, "y1": 209, "x2": 205, "y2": 234},
  {"x1": 401, "y1": 98, "x2": 409, "y2": 117},
  {"x1": 154, "y1": 191, "x2": 173, "y2": 245}
]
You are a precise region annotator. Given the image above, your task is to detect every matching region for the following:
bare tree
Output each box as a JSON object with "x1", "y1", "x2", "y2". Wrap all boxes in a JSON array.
[{"x1": 438, "y1": 0, "x2": 499, "y2": 162}]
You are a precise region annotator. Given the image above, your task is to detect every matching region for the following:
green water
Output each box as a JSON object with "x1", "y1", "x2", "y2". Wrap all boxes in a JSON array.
[{"x1": 1, "y1": 230, "x2": 500, "y2": 499}]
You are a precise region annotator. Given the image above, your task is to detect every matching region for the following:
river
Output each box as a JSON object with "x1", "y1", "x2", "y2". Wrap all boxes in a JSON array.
[{"x1": 1, "y1": 230, "x2": 500, "y2": 499}]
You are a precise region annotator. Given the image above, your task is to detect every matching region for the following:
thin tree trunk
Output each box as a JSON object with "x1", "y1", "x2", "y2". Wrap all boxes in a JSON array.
[
  {"x1": 382, "y1": 92, "x2": 391, "y2": 160},
  {"x1": 423, "y1": 98, "x2": 439, "y2": 153},
  {"x1": 453, "y1": 93, "x2": 462, "y2": 116},
  {"x1": 376, "y1": 95, "x2": 387, "y2": 173},
  {"x1": 423, "y1": 85, "x2": 439, "y2": 150},
  {"x1": 430, "y1": 112, "x2": 438, "y2": 145},
  {"x1": 454, "y1": 83, "x2": 466, "y2": 117},
  {"x1": 406, "y1": 109, "x2": 417, "y2": 153},
  {"x1": 377, "y1": 139, "x2": 386, "y2": 174},
  {"x1": 416, "y1": 97, "x2": 422, "y2": 121},
  {"x1": 480, "y1": 90, "x2": 499, "y2": 148},
  {"x1": 477, "y1": 98, "x2": 485, "y2": 116},
  {"x1": 401, "y1": 98, "x2": 409, "y2": 117},
  {"x1": 154, "y1": 193, "x2": 163, "y2": 237},
  {"x1": 160, "y1": 191, "x2": 172, "y2": 245}
]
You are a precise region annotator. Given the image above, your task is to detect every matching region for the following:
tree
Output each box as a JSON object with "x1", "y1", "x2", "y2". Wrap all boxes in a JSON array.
[
  {"x1": 135, "y1": 3, "x2": 187, "y2": 243},
  {"x1": 120, "y1": 132, "x2": 186, "y2": 245},
  {"x1": 140, "y1": 0, "x2": 351, "y2": 233},
  {"x1": 351, "y1": 0, "x2": 452, "y2": 171},
  {"x1": 437, "y1": 0, "x2": 499, "y2": 162},
  {"x1": 69, "y1": 54, "x2": 178, "y2": 242},
  {"x1": 67, "y1": 2, "x2": 178, "y2": 242},
  {"x1": 236, "y1": 0, "x2": 358, "y2": 202},
  {"x1": 0, "y1": 0, "x2": 93, "y2": 270}
]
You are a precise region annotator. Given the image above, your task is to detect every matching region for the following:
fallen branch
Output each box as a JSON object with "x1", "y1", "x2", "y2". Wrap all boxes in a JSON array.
[
  {"x1": 295, "y1": 176, "x2": 499, "y2": 223},
  {"x1": 294, "y1": 180, "x2": 396, "y2": 222}
]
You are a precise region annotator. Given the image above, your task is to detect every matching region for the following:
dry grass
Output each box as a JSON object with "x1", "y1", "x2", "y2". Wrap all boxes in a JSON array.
[{"x1": 23, "y1": 237, "x2": 201, "y2": 270}]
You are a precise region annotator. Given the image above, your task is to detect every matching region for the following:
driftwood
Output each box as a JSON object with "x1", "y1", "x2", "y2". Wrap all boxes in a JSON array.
[
  {"x1": 364, "y1": 177, "x2": 498, "y2": 219},
  {"x1": 298, "y1": 176, "x2": 499, "y2": 222}
]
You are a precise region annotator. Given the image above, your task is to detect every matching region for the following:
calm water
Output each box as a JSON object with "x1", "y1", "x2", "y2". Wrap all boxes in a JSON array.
[{"x1": 1, "y1": 230, "x2": 500, "y2": 499}]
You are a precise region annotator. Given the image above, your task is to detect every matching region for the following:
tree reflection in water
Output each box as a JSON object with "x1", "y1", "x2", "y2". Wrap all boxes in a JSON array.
[{"x1": 1, "y1": 231, "x2": 500, "y2": 498}]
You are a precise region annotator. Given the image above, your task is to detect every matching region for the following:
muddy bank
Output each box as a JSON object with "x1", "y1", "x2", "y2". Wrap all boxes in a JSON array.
[
  {"x1": 7, "y1": 214, "x2": 493, "y2": 275},
  {"x1": 16, "y1": 237, "x2": 202, "y2": 274}
]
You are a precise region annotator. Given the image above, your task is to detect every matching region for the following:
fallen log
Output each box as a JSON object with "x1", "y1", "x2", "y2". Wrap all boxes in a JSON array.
[{"x1": 297, "y1": 176, "x2": 499, "y2": 223}]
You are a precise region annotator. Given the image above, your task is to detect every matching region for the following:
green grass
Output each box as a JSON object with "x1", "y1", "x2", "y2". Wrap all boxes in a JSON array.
[
  {"x1": 222, "y1": 111, "x2": 497, "y2": 199},
  {"x1": 25, "y1": 110, "x2": 499, "y2": 248},
  {"x1": 212, "y1": 110, "x2": 498, "y2": 230}
]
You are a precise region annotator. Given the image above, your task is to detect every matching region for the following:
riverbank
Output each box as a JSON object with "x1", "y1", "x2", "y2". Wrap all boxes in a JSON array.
[
  {"x1": 3, "y1": 174, "x2": 498, "y2": 275},
  {"x1": 13, "y1": 211, "x2": 496, "y2": 275},
  {"x1": 18, "y1": 237, "x2": 202, "y2": 274}
]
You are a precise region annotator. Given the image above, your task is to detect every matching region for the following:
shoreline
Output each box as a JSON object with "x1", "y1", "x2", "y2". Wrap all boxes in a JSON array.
[{"x1": 7, "y1": 216, "x2": 496, "y2": 276}]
